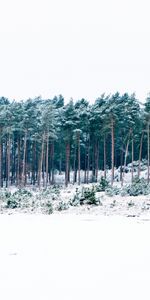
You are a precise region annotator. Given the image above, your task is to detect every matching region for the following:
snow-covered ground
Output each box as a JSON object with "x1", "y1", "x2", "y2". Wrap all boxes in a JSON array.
[{"x1": 0, "y1": 213, "x2": 150, "y2": 300}]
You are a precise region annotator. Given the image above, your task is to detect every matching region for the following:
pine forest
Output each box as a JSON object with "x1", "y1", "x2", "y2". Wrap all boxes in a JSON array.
[{"x1": 0, "y1": 92, "x2": 150, "y2": 188}]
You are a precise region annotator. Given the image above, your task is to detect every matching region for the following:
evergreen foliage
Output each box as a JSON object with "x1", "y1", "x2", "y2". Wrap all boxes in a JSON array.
[{"x1": 0, "y1": 93, "x2": 149, "y2": 188}]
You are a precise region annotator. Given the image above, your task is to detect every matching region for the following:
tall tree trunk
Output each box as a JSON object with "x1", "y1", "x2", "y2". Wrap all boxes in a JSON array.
[
  {"x1": 46, "y1": 135, "x2": 49, "y2": 188},
  {"x1": 51, "y1": 141, "x2": 54, "y2": 184},
  {"x1": 42, "y1": 145, "x2": 46, "y2": 187},
  {"x1": 59, "y1": 150, "x2": 62, "y2": 175},
  {"x1": 7, "y1": 134, "x2": 11, "y2": 188},
  {"x1": 104, "y1": 135, "x2": 106, "y2": 179},
  {"x1": 84, "y1": 139, "x2": 87, "y2": 183},
  {"x1": 92, "y1": 141, "x2": 95, "y2": 182},
  {"x1": 65, "y1": 142, "x2": 70, "y2": 187},
  {"x1": 77, "y1": 131, "x2": 81, "y2": 185},
  {"x1": 35, "y1": 142, "x2": 38, "y2": 183},
  {"x1": 12, "y1": 139, "x2": 16, "y2": 184},
  {"x1": 73, "y1": 143, "x2": 77, "y2": 184},
  {"x1": 17, "y1": 137, "x2": 20, "y2": 186},
  {"x1": 32, "y1": 141, "x2": 36, "y2": 185},
  {"x1": 131, "y1": 138, "x2": 134, "y2": 183},
  {"x1": 4, "y1": 140, "x2": 7, "y2": 185},
  {"x1": 0, "y1": 128, "x2": 2, "y2": 188},
  {"x1": 1, "y1": 139, "x2": 3, "y2": 187},
  {"x1": 48, "y1": 142, "x2": 51, "y2": 183},
  {"x1": 111, "y1": 119, "x2": 115, "y2": 186},
  {"x1": 138, "y1": 132, "x2": 144, "y2": 178},
  {"x1": 22, "y1": 130, "x2": 27, "y2": 186},
  {"x1": 95, "y1": 140, "x2": 99, "y2": 182},
  {"x1": 87, "y1": 138, "x2": 90, "y2": 184},
  {"x1": 38, "y1": 134, "x2": 45, "y2": 189},
  {"x1": 121, "y1": 132, "x2": 131, "y2": 186},
  {"x1": 6, "y1": 134, "x2": 10, "y2": 187},
  {"x1": 148, "y1": 122, "x2": 150, "y2": 184},
  {"x1": 120, "y1": 148, "x2": 123, "y2": 182}
]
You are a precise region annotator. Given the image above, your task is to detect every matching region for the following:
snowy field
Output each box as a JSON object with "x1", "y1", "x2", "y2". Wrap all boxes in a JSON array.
[{"x1": 0, "y1": 214, "x2": 150, "y2": 300}]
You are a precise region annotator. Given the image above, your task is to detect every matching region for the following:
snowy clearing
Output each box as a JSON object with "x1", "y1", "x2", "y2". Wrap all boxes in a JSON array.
[{"x1": 0, "y1": 214, "x2": 150, "y2": 300}]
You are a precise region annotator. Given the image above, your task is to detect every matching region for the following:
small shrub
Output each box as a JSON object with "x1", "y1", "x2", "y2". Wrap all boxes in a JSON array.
[
  {"x1": 96, "y1": 177, "x2": 109, "y2": 192},
  {"x1": 39, "y1": 186, "x2": 60, "y2": 201},
  {"x1": 45, "y1": 201, "x2": 53, "y2": 214},
  {"x1": 13, "y1": 189, "x2": 32, "y2": 199},
  {"x1": 127, "y1": 200, "x2": 135, "y2": 207},
  {"x1": 6, "y1": 198, "x2": 18, "y2": 209},
  {"x1": 110, "y1": 200, "x2": 116, "y2": 208},
  {"x1": 70, "y1": 187, "x2": 101, "y2": 206},
  {"x1": 57, "y1": 201, "x2": 69, "y2": 211},
  {"x1": 0, "y1": 190, "x2": 11, "y2": 201},
  {"x1": 123, "y1": 177, "x2": 150, "y2": 196},
  {"x1": 83, "y1": 187, "x2": 100, "y2": 205},
  {"x1": 105, "y1": 186, "x2": 120, "y2": 197},
  {"x1": 51, "y1": 185, "x2": 60, "y2": 195},
  {"x1": 70, "y1": 188, "x2": 81, "y2": 206}
]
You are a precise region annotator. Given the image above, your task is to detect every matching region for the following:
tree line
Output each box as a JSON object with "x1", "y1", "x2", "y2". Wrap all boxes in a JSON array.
[{"x1": 0, "y1": 92, "x2": 150, "y2": 188}]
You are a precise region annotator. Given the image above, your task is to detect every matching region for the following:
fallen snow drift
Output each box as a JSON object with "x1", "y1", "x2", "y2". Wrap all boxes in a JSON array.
[{"x1": 0, "y1": 214, "x2": 150, "y2": 300}]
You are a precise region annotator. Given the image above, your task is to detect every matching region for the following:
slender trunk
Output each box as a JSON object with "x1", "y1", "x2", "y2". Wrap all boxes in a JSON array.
[
  {"x1": 138, "y1": 132, "x2": 144, "y2": 178},
  {"x1": 38, "y1": 134, "x2": 45, "y2": 189},
  {"x1": 84, "y1": 139, "x2": 87, "y2": 183},
  {"x1": 43, "y1": 145, "x2": 45, "y2": 187},
  {"x1": 77, "y1": 132, "x2": 81, "y2": 185},
  {"x1": 121, "y1": 133, "x2": 131, "y2": 186},
  {"x1": 32, "y1": 141, "x2": 36, "y2": 185},
  {"x1": 11, "y1": 139, "x2": 16, "y2": 184},
  {"x1": 131, "y1": 138, "x2": 134, "y2": 183},
  {"x1": 35, "y1": 143, "x2": 38, "y2": 183},
  {"x1": 7, "y1": 134, "x2": 11, "y2": 188},
  {"x1": 22, "y1": 130, "x2": 27, "y2": 186},
  {"x1": 0, "y1": 128, "x2": 2, "y2": 188},
  {"x1": 148, "y1": 122, "x2": 150, "y2": 184},
  {"x1": 4, "y1": 139, "x2": 7, "y2": 185},
  {"x1": 120, "y1": 148, "x2": 123, "y2": 182},
  {"x1": 73, "y1": 144, "x2": 76, "y2": 184},
  {"x1": 49, "y1": 142, "x2": 51, "y2": 183},
  {"x1": 95, "y1": 140, "x2": 99, "y2": 182},
  {"x1": 46, "y1": 135, "x2": 49, "y2": 188},
  {"x1": 87, "y1": 139, "x2": 90, "y2": 184},
  {"x1": 17, "y1": 137, "x2": 20, "y2": 186},
  {"x1": 51, "y1": 141, "x2": 54, "y2": 184},
  {"x1": 65, "y1": 142, "x2": 70, "y2": 187},
  {"x1": 59, "y1": 151, "x2": 62, "y2": 175},
  {"x1": 124, "y1": 136, "x2": 130, "y2": 174},
  {"x1": 104, "y1": 135, "x2": 106, "y2": 179},
  {"x1": 25, "y1": 140, "x2": 28, "y2": 186},
  {"x1": 111, "y1": 119, "x2": 115, "y2": 186},
  {"x1": 1, "y1": 140, "x2": 4, "y2": 187},
  {"x1": 92, "y1": 141, "x2": 95, "y2": 182}
]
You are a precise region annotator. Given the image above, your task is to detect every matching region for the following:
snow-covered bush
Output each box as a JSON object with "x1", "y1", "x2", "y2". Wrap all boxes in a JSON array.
[
  {"x1": 123, "y1": 177, "x2": 150, "y2": 196},
  {"x1": 96, "y1": 176, "x2": 109, "y2": 192},
  {"x1": 13, "y1": 189, "x2": 33, "y2": 199},
  {"x1": 105, "y1": 186, "x2": 120, "y2": 197},
  {"x1": 83, "y1": 187, "x2": 100, "y2": 205},
  {"x1": 37, "y1": 187, "x2": 60, "y2": 201},
  {"x1": 45, "y1": 200, "x2": 53, "y2": 214},
  {"x1": 110, "y1": 200, "x2": 116, "y2": 208},
  {"x1": 6, "y1": 197, "x2": 19, "y2": 209},
  {"x1": 57, "y1": 201, "x2": 69, "y2": 211},
  {"x1": 127, "y1": 200, "x2": 135, "y2": 207},
  {"x1": 70, "y1": 188, "x2": 81, "y2": 206},
  {"x1": 70, "y1": 187, "x2": 101, "y2": 206},
  {"x1": 0, "y1": 190, "x2": 11, "y2": 201},
  {"x1": 5, "y1": 189, "x2": 33, "y2": 209}
]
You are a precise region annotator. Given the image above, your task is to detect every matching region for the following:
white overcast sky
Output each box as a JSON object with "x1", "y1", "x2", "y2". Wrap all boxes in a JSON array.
[{"x1": 0, "y1": 0, "x2": 150, "y2": 102}]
